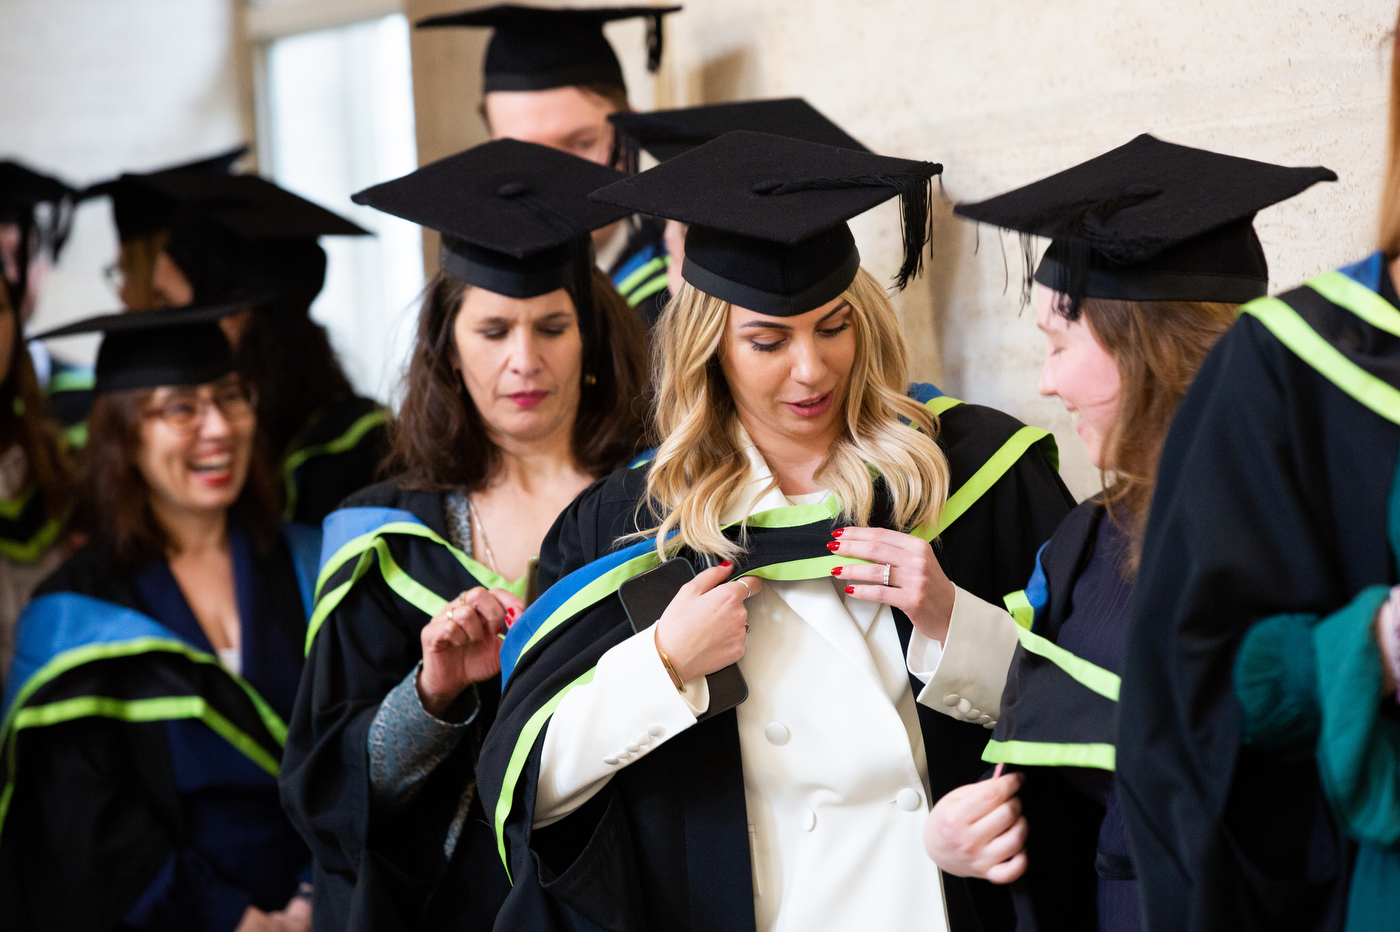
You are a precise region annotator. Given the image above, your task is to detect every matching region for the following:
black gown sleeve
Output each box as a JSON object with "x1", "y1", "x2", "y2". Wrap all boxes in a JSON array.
[{"x1": 1118, "y1": 314, "x2": 1400, "y2": 932}]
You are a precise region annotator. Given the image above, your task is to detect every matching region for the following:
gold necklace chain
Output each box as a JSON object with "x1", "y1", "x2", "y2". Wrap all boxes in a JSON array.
[{"x1": 465, "y1": 494, "x2": 500, "y2": 575}]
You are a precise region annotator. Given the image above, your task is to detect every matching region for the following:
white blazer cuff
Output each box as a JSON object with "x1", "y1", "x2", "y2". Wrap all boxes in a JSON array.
[{"x1": 912, "y1": 585, "x2": 1019, "y2": 726}]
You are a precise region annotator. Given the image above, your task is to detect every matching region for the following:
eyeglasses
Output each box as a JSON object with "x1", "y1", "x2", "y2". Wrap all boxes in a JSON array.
[{"x1": 143, "y1": 383, "x2": 258, "y2": 433}]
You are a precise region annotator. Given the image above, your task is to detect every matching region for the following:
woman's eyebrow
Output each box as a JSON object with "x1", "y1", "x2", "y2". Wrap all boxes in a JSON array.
[
  {"x1": 818, "y1": 301, "x2": 851, "y2": 324},
  {"x1": 738, "y1": 320, "x2": 794, "y2": 331}
]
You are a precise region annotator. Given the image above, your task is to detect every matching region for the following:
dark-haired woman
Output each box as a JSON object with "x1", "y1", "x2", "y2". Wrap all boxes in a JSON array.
[
  {"x1": 0, "y1": 281, "x2": 72, "y2": 693},
  {"x1": 924, "y1": 137, "x2": 1334, "y2": 932},
  {"x1": 140, "y1": 171, "x2": 387, "y2": 527},
  {"x1": 279, "y1": 140, "x2": 649, "y2": 932},
  {"x1": 0, "y1": 307, "x2": 320, "y2": 932}
]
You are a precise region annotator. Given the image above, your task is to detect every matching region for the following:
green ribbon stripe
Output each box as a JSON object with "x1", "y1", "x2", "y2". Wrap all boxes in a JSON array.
[
  {"x1": 982, "y1": 738, "x2": 1116, "y2": 771},
  {"x1": 306, "y1": 521, "x2": 527, "y2": 653},
  {"x1": 0, "y1": 637, "x2": 288, "y2": 837},
  {"x1": 0, "y1": 482, "x2": 37, "y2": 521},
  {"x1": 1241, "y1": 296, "x2": 1400, "y2": 426},
  {"x1": 626, "y1": 273, "x2": 671, "y2": 308},
  {"x1": 282, "y1": 410, "x2": 389, "y2": 521},
  {"x1": 1003, "y1": 589, "x2": 1034, "y2": 630},
  {"x1": 494, "y1": 667, "x2": 596, "y2": 882},
  {"x1": 616, "y1": 256, "x2": 668, "y2": 297},
  {"x1": 1013, "y1": 622, "x2": 1121, "y2": 701},
  {"x1": 1307, "y1": 270, "x2": 1400, "y2": 338},
  {"x1": 0, "y1": 505, "x2": 71, "y2": 566}
]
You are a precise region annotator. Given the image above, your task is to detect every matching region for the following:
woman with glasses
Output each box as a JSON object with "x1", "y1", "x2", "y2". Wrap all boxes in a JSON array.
[{"x1": 0, "y1": 304, "x2": 321, "y2": 932}]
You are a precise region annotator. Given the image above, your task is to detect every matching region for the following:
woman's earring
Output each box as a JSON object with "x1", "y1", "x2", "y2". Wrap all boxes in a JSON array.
[{"x1": 583, "y1": 373, "x2": 598, "y2": 386}]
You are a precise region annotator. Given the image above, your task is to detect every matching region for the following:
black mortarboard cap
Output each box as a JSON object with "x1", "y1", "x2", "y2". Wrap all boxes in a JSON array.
[
  {"x1": 417, "y1": 4, "x2": 681, "y2": 93},
  {"x1": 80, "y1": 146, "x2": 247, "y2": 241},
  {"x1": 590, "y1": 130, "x2": 941, "y2": 316},
  {"x1": 144, "y1": 173, "x2": 368, "y2": 305},
  {"x1": 31, "y1": 300, "x2": 258, "y2": 394},
  {"x1": 609, "y1": 98, "x2": 868, "y2": 173},
  {"x1": 954, "y1": 134, "x2": 1338, "y2": 314},
  {"x1": 353, "y1": 138, "x2": 632, "y2": 333},
  {"x1": 0, "y1": 161, "x2": 77, "y2": 309}
]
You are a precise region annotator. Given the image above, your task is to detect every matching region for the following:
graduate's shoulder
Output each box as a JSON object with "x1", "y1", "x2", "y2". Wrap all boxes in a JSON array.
[
  {"x1": 935, "y1": 398, "x2": 1059, "y2": 482},
  {"x1": 552, "y1": 460, "x2": 654, "y2": 549},
  {"x1": 334, "y1": 476, "x2": 444, "y2": 523},
  {"x1": 32, "y1": 540, "x2": 131, "y2": 602},
  {"x1": 301, "y1": 394, "x2": 387, "y2": 447}
]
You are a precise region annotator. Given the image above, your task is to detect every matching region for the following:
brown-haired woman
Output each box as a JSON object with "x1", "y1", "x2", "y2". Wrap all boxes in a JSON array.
[
  {"x1": 279, "y1": 139, "x2": 648, "y2": 932},
  {"x1": 926, "y1": 136, "x2": 1334, "y2": 932},
  {"x1": 0, "y1": 277, "x2": 72, "y2": 692},
  {"x1": 0, "y1": 306, "x2": 322, "y2": 932}
]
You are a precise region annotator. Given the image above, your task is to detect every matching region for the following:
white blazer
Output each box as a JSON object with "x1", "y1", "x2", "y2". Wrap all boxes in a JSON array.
[{"x1": 535, "y1": 440, "x2": 1020, "y2": 932}]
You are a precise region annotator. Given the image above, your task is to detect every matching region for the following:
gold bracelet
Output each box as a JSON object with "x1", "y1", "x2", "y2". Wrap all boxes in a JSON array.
[{"x1": 656, "y1": 645, "x2": 686, "y2": 694}]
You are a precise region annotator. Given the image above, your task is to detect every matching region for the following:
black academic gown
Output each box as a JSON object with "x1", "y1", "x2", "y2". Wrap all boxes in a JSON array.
[
  {"x1": 280, "y1": 480, "x2": 512, "y2": 932},
  {"x1": 281, "y1": 396, "x2": 389, "y2": 527},
  {"x1": 479, "y1": 389, "x2": 1074, "y2": 932},
  {"x1": 1118, "y1": 253, "x2": 1400, "y2": 932},
  {"x1": 0, "y1": 527, "x2": 315, "y2": 932}
]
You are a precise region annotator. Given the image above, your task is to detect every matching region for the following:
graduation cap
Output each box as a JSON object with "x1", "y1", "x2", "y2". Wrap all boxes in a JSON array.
[
  {"x1": 417, "y1": 4, "x2": 681, "y2": 94},
  {"x1": 954, "y1": 134, "x2": 1338, "y2": 314},
  {"x1": 609, "y1": 97, "x2": 868, "y2": 173},
  {"x1": 353, "y1": 138, "x2": 632, "y2": 333},
  {"x1": 0, "y1": 160, "x2": 78, "y2": 312},
  {"x1": 80, "y1": 146, "x2": 247, "y2": 241},
  {"x1": 30, "y1": 300, "x2": 258, "y2": 394},
  {"x1": 590, "y1": 130, "x2": 941, "y2": 316},
  {"x1": 141, "y1": 173, "x2": 368, "y2": 305}
]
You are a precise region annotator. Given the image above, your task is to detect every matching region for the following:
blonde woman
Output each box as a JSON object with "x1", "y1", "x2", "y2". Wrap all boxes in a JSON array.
[{"x1": 479, "y1": 133, "x2": 1074, "y2": 932}]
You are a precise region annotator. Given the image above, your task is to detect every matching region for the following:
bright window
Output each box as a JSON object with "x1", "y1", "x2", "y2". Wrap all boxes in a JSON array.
[{"x1": 261, "y1": 12, "x2": 422, "y2": 402}]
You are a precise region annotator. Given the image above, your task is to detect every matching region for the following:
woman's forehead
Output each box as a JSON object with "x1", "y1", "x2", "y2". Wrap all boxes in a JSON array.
[
  {"x1": 729, "y1": 294, "x2": 849, "y2": 327},
  {"x1": 460, "y1": 286, "x2": 576, "y2": 321}
]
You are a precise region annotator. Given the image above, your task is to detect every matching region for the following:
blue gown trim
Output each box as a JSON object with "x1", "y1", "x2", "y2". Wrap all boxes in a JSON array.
[
  {"x1": 1338, "y1": 251, "x2": 1384, "y2": 292},
  {"x1": 318, "y1": 506, "x2": 424, "y2": 574}
]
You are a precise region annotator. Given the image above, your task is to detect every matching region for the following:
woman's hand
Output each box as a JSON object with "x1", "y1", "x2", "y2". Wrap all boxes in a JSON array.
[
  {"x1": 234, "y1": 898, "x2": 310, "y2": 932},
  {"x1": 418, "y1": 587, "x2": 524, "y2": 718},
  {"x1": 924, "y1": 772, "x2": 1029, "y2": 883},
  {"x1": 1377, "y1": 586, "x2": 1400, "y2": 697},
  {"x1": 654, "y1": 560, "x2": 763, "y2": 683},
  {"x1": 828, "y1": 527, "x2": 958, "y2": 643}
]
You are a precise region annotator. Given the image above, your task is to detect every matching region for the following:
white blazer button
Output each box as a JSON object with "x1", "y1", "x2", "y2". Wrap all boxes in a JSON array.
[
  {"x1": 637, "y1": 733, "x2": 652, "y2": 746},
  {"x1": 977, "y1": 714, "x2": 993, "y2": 725},
  {"x1": 957, "y1": 698, "x2": 972, "y2": 715},
  {"x1": 896, "y1": 788, "x2": 923, "y2": 812},
  {"x1": 983, "y1": 721, "x2": 996, "y2": 729},
  {"x1": 647, "y1": 724, "x2": 665, "y2": 737},
  {"x1": 764, "y1": 722, "x2": 790, "y2": 745},
  {"x1": 943, "y1": 694, "x2": 960, "y2": 707},
  {"x1": 626, "y1": 744, "x2": 641, "y2": 754},
  {"x1": 604, "y1": 757, "x2": 620, "y2": 765},
  {"x1": 800, "y1": 807, "x2": 816, "y2": 831},
  {"x1": 966, "y1": 709, "x2": 982, "y2": 721}
]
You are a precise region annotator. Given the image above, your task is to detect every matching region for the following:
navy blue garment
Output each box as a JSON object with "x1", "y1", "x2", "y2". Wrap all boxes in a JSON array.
[
  {"x1": 1053, "y1": 515, "x2": 1139, "y2": 932},
  {"x1": 123, "y1": 525, "x2": 310, "y2": 931}
]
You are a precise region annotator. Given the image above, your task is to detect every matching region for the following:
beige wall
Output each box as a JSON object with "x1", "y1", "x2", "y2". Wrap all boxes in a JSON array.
[{"x1": 0, "y1": 0, "x2": 250, "y2": 346}]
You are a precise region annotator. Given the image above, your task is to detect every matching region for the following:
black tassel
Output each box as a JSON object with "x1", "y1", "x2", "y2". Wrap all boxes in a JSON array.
[
  {"x1": 646, "y1": 12, "x2": 664, "y2": 73},
  {"x1": 611, "y1": 127, "x2": 641, "y2": 175},
  {"x1": 757, "y1": 162, "x2": 942, "y2": 292}
]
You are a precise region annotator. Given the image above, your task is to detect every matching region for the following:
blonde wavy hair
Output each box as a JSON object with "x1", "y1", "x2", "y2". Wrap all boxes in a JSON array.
[{"x1": 642, "y1": 267, "x2": 950, "y2": 561}]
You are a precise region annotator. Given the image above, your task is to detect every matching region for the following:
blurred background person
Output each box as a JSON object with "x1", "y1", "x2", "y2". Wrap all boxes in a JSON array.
[
  {"x1": 418, "y1": 4, "x2": 681, "y2": 325},
  {"x1": 133, "y1": 173, "x2": 388, "y2": 528},
  {"x1": 280, "y1": 140, "x2": 648, "y2": 932},
  {"x1": 0, "y1": 303, "x2": 320, "y2": 932}
]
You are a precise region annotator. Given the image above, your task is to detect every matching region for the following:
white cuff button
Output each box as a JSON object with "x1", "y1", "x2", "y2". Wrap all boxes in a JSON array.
[
  {"x1": 800, "y1": 807, "x2": 817, "y2": 832},
  {"x1": 896, "y1": 788, "x2": 923, "y2": 812},
  {"x1": 636, "y1": 733, "x2": 652, "y2": 746},
  {"x1": 764, "y1": 722, "x2": 790, "y2": 745},
  {"x1": 957, "y1": 698, "x2": 972, "y2": 715},
  {"x1": 604, "y1": 757, "x2": 619, "y2": 766},
  {"x1": 646, "y1": 724, "x2": 665, "y2": 737},
  {"x1": 942, "y1": 694, "x2": 960, "y2": 707}
]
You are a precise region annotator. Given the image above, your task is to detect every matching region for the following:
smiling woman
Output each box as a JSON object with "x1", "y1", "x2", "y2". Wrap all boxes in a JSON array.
[{"x1": 0, "y1": 304, "x2": 322, "y2": 932}]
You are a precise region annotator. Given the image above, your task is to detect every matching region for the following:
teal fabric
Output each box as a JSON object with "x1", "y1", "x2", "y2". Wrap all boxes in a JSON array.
[{"x1": 1235, "y1": 612, "x2": 1320, "y2": 760}]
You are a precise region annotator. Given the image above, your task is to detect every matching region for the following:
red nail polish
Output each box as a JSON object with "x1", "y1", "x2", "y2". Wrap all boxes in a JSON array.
[
  {"x1": 506, "y1": 607, "x2": 517, "y2": 619},
  {"x1": 826, "y1": 541, "x2": 839, "y2": 552},
  {"x1": 832, "y1": 528, "x2": 844, "y2": 538},
  {"x1": 844, "y1": 585, "x2": 855, "y2": 595},
  {"x1": 719, "y1": 559, "x2": 733, "y2": 568},
  {"x1": 830, "y1": 567, "x2": 842, "y2": 576}
]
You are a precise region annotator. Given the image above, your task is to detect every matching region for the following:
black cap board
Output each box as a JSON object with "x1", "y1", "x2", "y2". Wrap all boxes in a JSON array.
[
  {"x1": 31, "y1": 300, "x2": 258, "y2": 394},
  {"x1": 954, "y1": 134, "x2": 1338, "y2": 313},
  {"x1": 137, "y1": 173, "x2": 369, "y2": 242},
  {"x1": 417, "y1": 4, "x2": 680, "y2": 93},
  {"x1": 353, "y1": 138, "x2": 631, "y2": 332},
  {"x1": 609, "y1": 97, "x2": 869, "y2": 172},
  {"x1": 80, "y1": 146, "x2": 248, "y2": 241},
  {"x1": 590, "y1": 130, "x2": 941, "y2": 316},
  {"x1": 0, "y1": 161, "x2": 74, "y2": 217}
]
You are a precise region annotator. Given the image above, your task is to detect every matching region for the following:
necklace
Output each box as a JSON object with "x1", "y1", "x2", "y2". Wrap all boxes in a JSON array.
[{"x1": 465, "y1": 494, "x2": 500, "y2": 575}]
